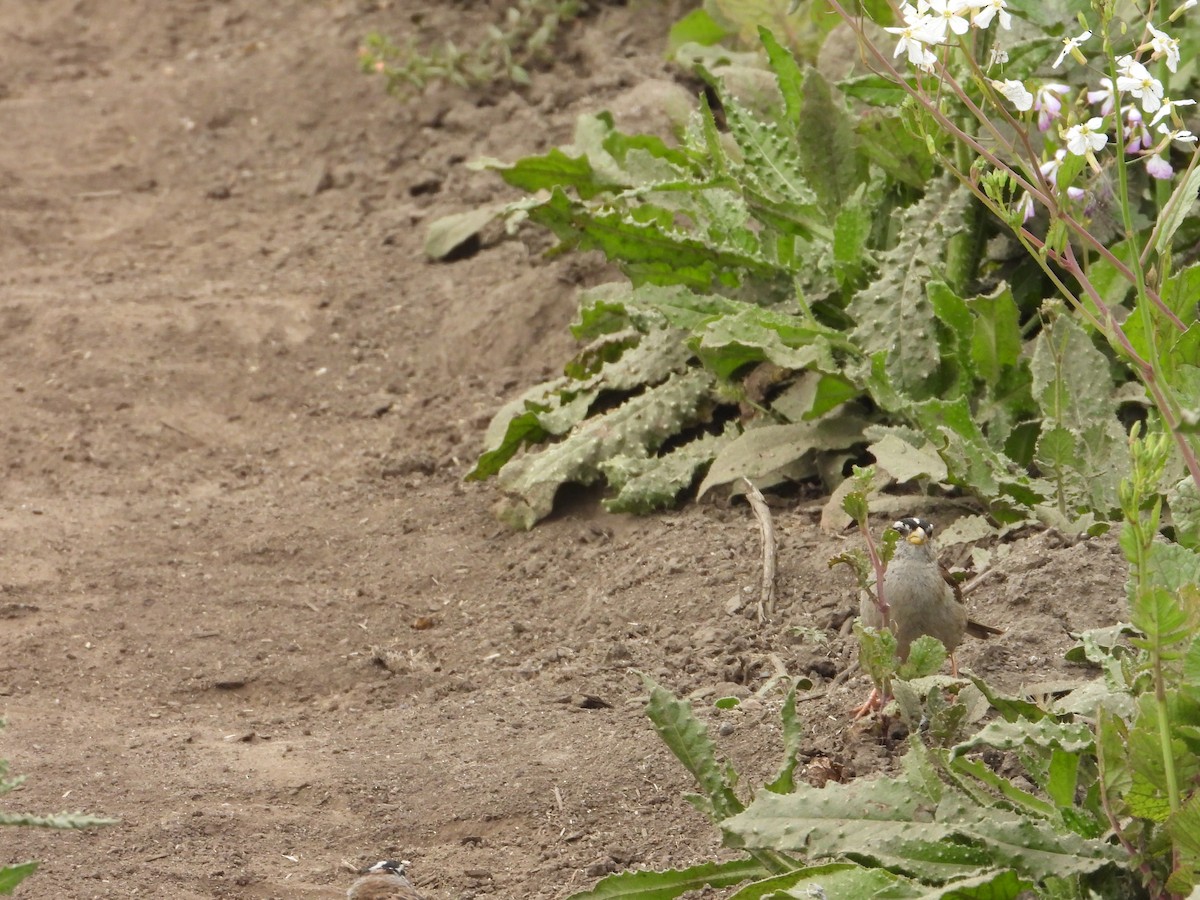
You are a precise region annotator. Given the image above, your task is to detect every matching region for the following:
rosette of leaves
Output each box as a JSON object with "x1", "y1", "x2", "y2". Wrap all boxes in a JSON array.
[{"x1": 456, "y1": 26, "x2": 1138, "y2": 529}]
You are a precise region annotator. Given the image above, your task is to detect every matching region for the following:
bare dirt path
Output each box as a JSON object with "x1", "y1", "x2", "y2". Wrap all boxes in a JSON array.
[{"x1": 0, "y1": 3, "x2": 1126, "y2": 897}]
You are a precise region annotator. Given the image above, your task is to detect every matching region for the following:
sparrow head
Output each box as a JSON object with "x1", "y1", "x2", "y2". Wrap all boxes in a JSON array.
[
  {"x1": 366, "y1": 860, "x2": 409, "y2": 876},
  {"x1": 891, "y1": 516, "x2": 935, "y2": 548}
]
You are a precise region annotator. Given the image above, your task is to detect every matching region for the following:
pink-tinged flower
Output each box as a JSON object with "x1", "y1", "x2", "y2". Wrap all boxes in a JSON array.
[
  {"x1": 1062, "y1": 117, "x2": 1108, "y2": 156},
  {"x1": 1015, "y1": 191, "x2": 1035, "y2": 222},
  {"x1": 1116, "y1": 55, "x2": 1165, "y2": 113},
  {"x1": 1123, "y1": 106, "x2": 1152, "y2": 154},
  {"x1": 1065, "y1": 186, "x2": 1086, "y2": 201},
  {"x1": 1146, "y1": 154, "x2": 1174, "y2": 179},
  {"x1": 1086, "y1": 78, "x2": 1116, "y2": 117},
  {"x1": 1053, "y1": 29, "x2": 1092, "y2": 68},
  {"x1": 1035, "y1": 83, "x2": 1071, "y2": 131},
  {"x1": 993, "y1": 78, "x2": 1033, "y2": 111},
  {"x1": 1124, "y1": 105, "x2": 1152, "y2": 152},
  {"x1": 1145, "y1": 25, "x2": 1181, "y2": 72},
  {"x1": 1150, "y1": 97, "x2": 1197, "y2": 127},
  {"x1": 973, "y1": 0, "x2": 1012, "y2": 30}
]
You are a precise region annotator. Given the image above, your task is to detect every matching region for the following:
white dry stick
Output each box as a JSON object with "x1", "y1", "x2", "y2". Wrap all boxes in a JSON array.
[{"x1": 741, "y1": 478, "x2": 778, "y2": 622}]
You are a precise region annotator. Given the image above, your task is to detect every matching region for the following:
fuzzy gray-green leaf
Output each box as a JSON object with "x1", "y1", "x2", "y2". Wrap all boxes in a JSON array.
[
  {"x1": 564, "y1": 856, "x2": 765, "y2": 900},
  {"x1": 642, "y1": 675, "x2": 743, "y2": 822}
]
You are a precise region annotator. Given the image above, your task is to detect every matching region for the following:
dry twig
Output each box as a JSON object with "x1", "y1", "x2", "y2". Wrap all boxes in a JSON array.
[{"x1": 741, "y1": 478, "x2": 777, "y2": 622}]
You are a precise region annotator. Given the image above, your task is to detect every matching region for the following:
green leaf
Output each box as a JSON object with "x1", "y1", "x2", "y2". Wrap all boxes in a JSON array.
[
  {"x1": 723, "y1": 774, "x2": 1121, "y2": 881},
  {"x1": 424, "y1": 205, "x2": 503, "y2": 259},
  {"x1": 697, "y1": 413, "x2": 869, "y2": 497},
  {"x1": 0, "y1": 862, "x2": 37, "y2": 895},
  {"x1": 667, "y1": 8, "x2": 731, "y2": 55},
  {"x1": 969, "y1": 285, "x2": 1022, "y2": 384},
  {"x1": 868, "y1": 430, "x2": 949, "y2": 484},
  {"x1": 1155, "y1": 165, "x2": 1200, "y2": 257},
  {"x1": 527, "y1": 187, "x2": 778, "y2": 290},
  {"x1": 728, "y1": 863, "x2": 905, "y2": 900},
  {"x1": 899, "y1": 636, "x2": 948, "y2": 679},
  {"x1": 722, "y1": 99, "x2": 827, "y2": 240},
  {"x1": 796, "y1": 68, "x2": 861, "y2": 216},
  {"x1": 765, "y1": 681, "x2": 805, "y2": 795},
  {"x1": 564, "y1": 856, "x2": 765, "y2": 900},
  {"x1": 692, "y1": 305, "x2": 848, "y2": 381},
  {"x1": 495, "y1": 369, "x2": 714, "y2": 528},
  {"x1": 954, "y1": 716, "x2": 1095, "y2": 757},
  {"x1": 641, "y1": 675, "x2": 743, "y2": 822},
  {"x1": 601, "y1": 427, "x2": 734, "y2": 514},
  {"x1": 855, "y1": 110, "x2": 934, "y2": 189},
  {"x1": 848, "y1": 180, "x2": 971, "y2": 396},
  {"x1": 839, "y1": 73, "x2": 915, "y2": 107},
  {"x1": 483, "y1": 146, "x2": 621, "y2": 200},
  {"x1": 757, "y1": 27, "x2": 804, "y2": 125}
]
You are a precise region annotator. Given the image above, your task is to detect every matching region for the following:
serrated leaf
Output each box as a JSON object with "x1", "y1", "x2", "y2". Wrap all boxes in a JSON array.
[
  {"x1": 528, "y1": 187, "x2": 778, "y2": 290},
  {"x1": 729, "y1": 862, "x2": 906, "y2": 900},
  {"x1": 601, "y1": 427, "x2": 734, "y2": 514},
  {"x1": 765, "y1": 680, "x2": 806, "y2": 795},
  {"x1": 899, "y1": 636, "x2": 948, "y2": 679},
  {"x1": 723, "y1": 775, "x2": 1120, "y2": 881},
  {"x1": 481, "y1": 146, "x2": 621, "y2": 200},
  {"x1": 693, "y1": 305, "x2": 849, "y2": 381},
  {"x1": 564, "y1": 856, "x2": 765, "y2": 900},
  {"x1": 495, "y1": 369, "x2": 713, "y2": 528},
  {"x1": 758, "y1": 27, "x2": 804, "y2": 125},
  {"x1": 641, "y1": 675, "x2": 743, "y2": 822},
  {"x1": 848, "y1": 180, "x2": 970, "y2": 396},
  {"x1": 954, "y1": 716, "x2": 1095, "y2": 757},
  {"x1": 722, "y1": 99, "x2": 826, "y2": 240},
  {"x1": 969, "y1": 285, "x2": 1022, "y2": 383}
]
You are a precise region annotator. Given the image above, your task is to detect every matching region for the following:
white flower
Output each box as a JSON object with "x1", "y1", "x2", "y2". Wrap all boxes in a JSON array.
[
  {"x1": 1035, "y1": 83, "x2": 1071, "y2": 131},
  {"x1": 993, "y1": 78, "x2": 1033, "y2": 111},
  {"x1": 1062, "y1": 116, "x2": 1109, "y2": 156},
  {"x1": 1150, "y1": 97, "x2": 1197, "y2": 126},
  {"x1": 887, "y1": 22, "x2": 933, "y2": 66},
  {"x1": 1039, "y1": 147, "x2": 1068, "y2": 181},
  {"x1": 927, "y1": 0, "x2": 973, "y2": 35},
  {"x1": 1086, "y1": 78, "x2": 1117, "y2": 117},
  {"x1": 1052, "y1": 29, "x2": 1092, "y2": 68},
  {"x1": 973, "y1": 0, "x2": 1011, "y2": 30},
  {"x1": 1146, "y1": 154, "x2": 1174, "y2": 179},
  {"x1": 1158, "y1": 123, "x2": 1199, "y2": 143},
  {"x1": 1146, "y1": 25, "x2": 1181, "y2": 72},
  {"x1": 988, "y1": 46, "x2": 1010, "y2": 66},
  {"x1": 1116, "y1": 55, "x2": 1165, "y2": 113}
]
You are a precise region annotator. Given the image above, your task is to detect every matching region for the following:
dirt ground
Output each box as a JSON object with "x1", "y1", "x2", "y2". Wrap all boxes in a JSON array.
[{"x1": 0, "y1": 2, "x2": 1131, "y2": 898}]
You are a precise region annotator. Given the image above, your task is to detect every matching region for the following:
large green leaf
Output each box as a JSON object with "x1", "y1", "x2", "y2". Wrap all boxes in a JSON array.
[{"x1": 564, "y1": 857, "x2": 765, "y2": 900}]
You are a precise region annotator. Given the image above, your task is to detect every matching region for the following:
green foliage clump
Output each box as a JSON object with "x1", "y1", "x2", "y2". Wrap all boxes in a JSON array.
[
  {"x1": 459, "y1": 27, "x2": 1149, "y2": 530},
  {"x1": 359, "y1": 0, "x2": 582, "y2": 92},
  {"x1": 0, "y1": 719, "x2": 115, "y2": 893}
]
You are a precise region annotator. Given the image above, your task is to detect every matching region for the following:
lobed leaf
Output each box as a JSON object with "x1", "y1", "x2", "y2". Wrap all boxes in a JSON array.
[{"x1": 564, "y1": 857, "x2": 765, "y2": 900}]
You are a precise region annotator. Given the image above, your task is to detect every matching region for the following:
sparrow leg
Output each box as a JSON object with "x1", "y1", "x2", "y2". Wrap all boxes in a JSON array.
[{"x1": 852, "y1": 687, "x2": 883, "y2": 718}]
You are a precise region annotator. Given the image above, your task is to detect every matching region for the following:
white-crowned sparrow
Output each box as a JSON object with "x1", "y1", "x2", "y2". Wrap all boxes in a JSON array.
[
  {"x1": 860, "y1": 516, "x2": 1002, "y2": 675},
  {"x1": 347, "y1": 860, "x2": 424, "y2": 900}
]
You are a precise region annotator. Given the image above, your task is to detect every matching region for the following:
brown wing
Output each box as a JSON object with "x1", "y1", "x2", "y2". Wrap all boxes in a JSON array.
[{"x1": 940, "y1": 563, "x2": 1002, "y2": 639}]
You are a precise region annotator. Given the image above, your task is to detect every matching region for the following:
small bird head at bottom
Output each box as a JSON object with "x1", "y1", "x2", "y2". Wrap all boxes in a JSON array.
[{"x1": 365, "y1": 860, "x2": 410, "y2": 876}]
